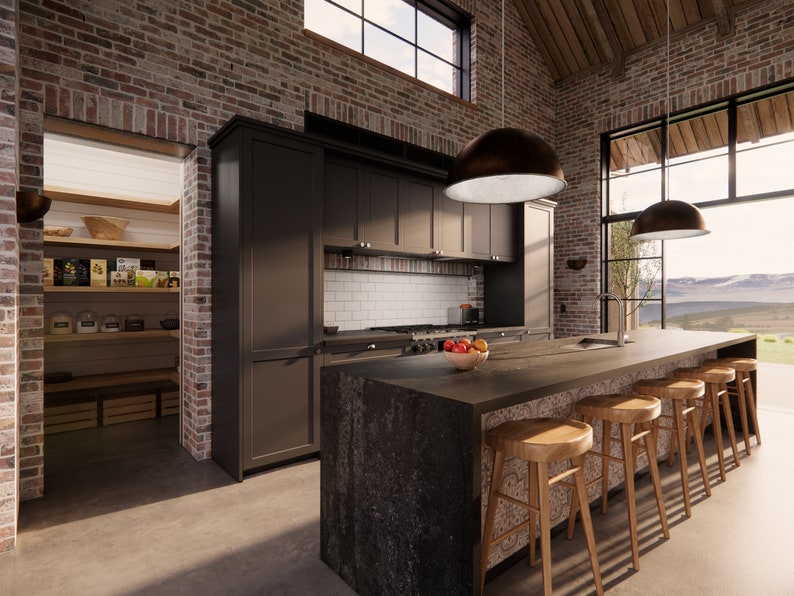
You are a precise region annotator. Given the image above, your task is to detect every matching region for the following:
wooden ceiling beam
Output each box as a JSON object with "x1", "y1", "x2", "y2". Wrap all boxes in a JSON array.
[{"x1": 711, "y1": 0, "x2": 735, "y2": 38}]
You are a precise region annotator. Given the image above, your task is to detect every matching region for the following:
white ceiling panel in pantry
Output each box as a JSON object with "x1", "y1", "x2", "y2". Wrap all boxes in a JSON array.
[{"x1": 44, "y1": 133, "x2": 183, "y2": 207}]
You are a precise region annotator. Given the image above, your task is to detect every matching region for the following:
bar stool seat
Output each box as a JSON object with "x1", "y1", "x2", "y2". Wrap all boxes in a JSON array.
[
  {"x1": 673, "y1": 365, "x2": 740, "y2": 481},
  {"x1": 633, "y1": 378, "x2": 711, "y2": 517},
  {"x1": 481, "y1": 418, "x2": 603, "y2": 595},
  {"x1": 704, "y1": 357, "x2": 761, "y2": 455},
  {"x1": 567, "y1": 394, "x2": 669, "y2": 571}
]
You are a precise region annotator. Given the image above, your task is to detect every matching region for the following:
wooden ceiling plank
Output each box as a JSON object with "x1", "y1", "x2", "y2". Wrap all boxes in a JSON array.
[
  {"x1": 755, "y1": 98, "x2": 775, "y2": 139},
  {"x1": 513, "y1": 0, "x2": 567, "y2": 80},
  {"x1": 668, "y1": 0, "x2": 689, "y2": 31},
  {"x1": 703, "y1": 111, "x2": 729, "y2": 147},
  {"x1": 561, "y1": 0, "x2": 604, "y2": 65},
  {"x1": 533, "y1": 0, "x2": 590, "y2": 71},
  {"x1": 737, "y1": 103, "x2": 762, "y2": 144},
  {"x1": 771, "y1": 93, "x2": 792, "y2": 134},
  {"x1": 593, "y1": 0, "x2": 626, "y2": 76},
  {"x1": 635, "y1": 0, "x2": 662, "y2": 41},
  {"x1": 616, "y1": 0, "x2": 649, "y2": 47}
]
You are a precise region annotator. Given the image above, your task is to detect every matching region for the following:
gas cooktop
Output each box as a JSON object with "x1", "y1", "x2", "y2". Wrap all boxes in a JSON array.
[{"x1": 370, "y1": 324, "x2": 476, "y2": 335}]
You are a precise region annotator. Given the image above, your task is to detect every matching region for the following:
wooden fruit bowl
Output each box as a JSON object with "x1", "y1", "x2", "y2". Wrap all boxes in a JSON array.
[{"x1": 81, "y1": 215, "x2": 130, "y2": 240}]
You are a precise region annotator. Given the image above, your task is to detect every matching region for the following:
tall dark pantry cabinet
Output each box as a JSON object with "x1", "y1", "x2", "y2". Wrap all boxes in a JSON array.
[{"x1": 209, "y1": 117, "x2": 323, "y2": 480}]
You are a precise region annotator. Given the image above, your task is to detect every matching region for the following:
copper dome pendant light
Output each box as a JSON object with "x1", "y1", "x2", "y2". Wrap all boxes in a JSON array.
[
  {"x1": 443, "y1": 0, "x2": 566, "y2": 204},
  {"x1": 630, "y1": 1, "x2": 710, "y2": 240}
]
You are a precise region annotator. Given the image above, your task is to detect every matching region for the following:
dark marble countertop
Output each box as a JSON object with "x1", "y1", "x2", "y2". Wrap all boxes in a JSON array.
[{"x1": 326, "y1": 329, "x2": 756, "y2": 414}]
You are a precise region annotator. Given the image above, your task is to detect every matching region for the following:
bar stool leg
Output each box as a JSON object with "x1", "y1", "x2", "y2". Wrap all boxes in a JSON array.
[
  {"x1": 528, "y1": 459, "x2": 539, "y2": 567},
  {"x1": 707, "y1": 383, "x2": 728, "y2": 481},
  {"x1": 719, "y1": 383, "x2": 741, "y2": 467},
  {"x1": 535, "y1": 462, "x2": 553, "y2": 595},
  {"x1": 688, "y1": 399, "x2": 712, "y2": 498},
  {"x1": 480, "y1": 450, "x2": 505, "y2": 592},
  {"x1": 572, "y1": 453, "x2": 604, "y2": 595},
  {"x1": 735, "y1": 377, "x2": 752, "y2": 455},
  {"x1": 601, "y1": 419, "x2": 611, "y2": 514},
  {"x1": 641, "y1": 421, "x2": 670, "y2": 541},
  {"x1": 742, "y1": 372, "x2": 762, "y2": 446},
  {"x1": 620, "y1": 422, "x2": 640, "y2": 570}
]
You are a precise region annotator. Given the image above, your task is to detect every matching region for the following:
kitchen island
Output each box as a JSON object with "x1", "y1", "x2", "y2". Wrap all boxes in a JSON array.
[{"x1": 320, "y1": 329, "x2": 756, "y2": 595}]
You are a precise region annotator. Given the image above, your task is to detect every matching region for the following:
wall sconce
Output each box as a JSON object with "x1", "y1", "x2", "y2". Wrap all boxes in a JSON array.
[
  {"x1": 567, "y1": 259, "x2": 587, "y2": 271},
  {"x1": 16, "y1": 191, "x2": 52, "y2": 223}
]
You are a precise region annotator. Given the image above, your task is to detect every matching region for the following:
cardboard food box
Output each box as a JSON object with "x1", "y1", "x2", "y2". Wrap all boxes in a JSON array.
[
  {"x1": 155, "y1": 271, "x2": 170, "y2": 288},
  {"x1": 78, "y1": 259, "x2": 91, "y2": 286},
  {"x1": 135, "y1": 269, "x2": 158, "y2": 288},
  {"x1": 43, "y1": 258, "x2": 54, "y2": 287},
  {"x1": 110, "y1": 271, "x2": 128, "y2": 287},
  {"x1": 53, "y1": 259, "x2": 63, "y2": 286},
  {"x1": 141, "y1": 259, "x2": 156, "y2": 270},
  {"x1": 115, "y1": 257, "x2": 140, "y2": 286},
  {"x1": 90, "y1": 259, "x2": 107, "y2": 287},
  {"x1": 168, "y1": 270, "x2": 180, "y2": 288},
  {"x1": 62, "y1": 258, "x2": 79, "y2": 286}
]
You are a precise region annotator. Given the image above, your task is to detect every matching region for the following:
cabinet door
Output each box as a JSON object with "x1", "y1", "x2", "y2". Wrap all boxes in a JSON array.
[
  {"x1": 364, "y1": 167, "x2": 401, "y2": 251},
  {"x1": 402, "y1": 177, "x2": 439, "y2": 254},
  {"x1": 438, "y1": 194, "x2": 466, "y2": 258},
  {"x1": 491, "y1": 204, "x2": 516, "y2": 261},
  {"x1": 467, "y1": 203, "x2": 492, "y2": 259},
  {"x1": 324, "y1": 157, "x2": 362, "y2": 247},
  {"x1": 524, "y1": 201, "x2": 554, "y2": 336},
  {"x1": 244, "y1": 355, "x2": 320, "y2": 471}
]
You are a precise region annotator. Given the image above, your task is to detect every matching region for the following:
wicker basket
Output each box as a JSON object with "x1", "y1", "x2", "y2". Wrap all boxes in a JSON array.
[{"x1": 160, "y1": 310, "x2": 179, "y2": 330}]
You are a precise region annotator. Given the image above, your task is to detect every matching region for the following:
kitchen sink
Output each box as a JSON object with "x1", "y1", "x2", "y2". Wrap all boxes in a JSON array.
[{"x1": 563, "y1": 337, "x2": 634, "y2": 350}]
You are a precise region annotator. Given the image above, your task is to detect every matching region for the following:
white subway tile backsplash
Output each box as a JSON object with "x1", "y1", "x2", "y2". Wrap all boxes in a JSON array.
[{"x1": 324, "y1": 269, "x2": 474, "y2": 331}]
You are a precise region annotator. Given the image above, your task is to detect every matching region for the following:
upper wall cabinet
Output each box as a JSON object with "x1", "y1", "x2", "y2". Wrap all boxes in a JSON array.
[
  {"x1": 467, "y1": 203, "x2": 517, "y2": 262},
  {"x1": 323, "y1": 156, "x2": 440, "y2": 256},
  {"x1": 322, "y1": 155, "x2": 515, "y2": 262}
]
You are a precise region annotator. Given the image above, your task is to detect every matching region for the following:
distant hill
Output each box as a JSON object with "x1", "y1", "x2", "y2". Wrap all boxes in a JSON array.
[
  {"x1": 664, "y1": 272, "x2": 794, "y2": 303},
  {"x1": 638, "y1": 272, "x2": 794, "y2": 325}
]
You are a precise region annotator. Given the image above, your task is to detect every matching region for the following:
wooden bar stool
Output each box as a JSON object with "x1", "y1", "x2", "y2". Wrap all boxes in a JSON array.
[
  {"x1": 566, "y1": 394, "x2": 669, "y2": 571},
  {"x1": 481, "y1": 418, "x2": 603, "y2": 596},
  {"x1": 673, "y1": 365, "x2": 740, "y2": 481},
  {"x1": 633, "y1": 378, "x2": 711, "y2": 517},
  {"x1": 704, "y1": 357, "x2": 761, "y2": 455}
]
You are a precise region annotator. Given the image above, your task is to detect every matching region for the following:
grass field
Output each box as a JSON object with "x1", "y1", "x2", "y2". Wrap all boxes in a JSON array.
[{"x1": 755, "y1": 335, "x2": 794, "y2": 364}]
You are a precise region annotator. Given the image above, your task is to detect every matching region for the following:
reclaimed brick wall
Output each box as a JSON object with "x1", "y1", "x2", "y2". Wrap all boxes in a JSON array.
[
  {"x1": 0, "y1": 0, "x2": 18, "y2": 553},
  {"x1": 11, "y1": 0, "x2": 554, "y2": 510},
  {"x1": 554, "y1": 0, "x2": 794, "y2": 337}
]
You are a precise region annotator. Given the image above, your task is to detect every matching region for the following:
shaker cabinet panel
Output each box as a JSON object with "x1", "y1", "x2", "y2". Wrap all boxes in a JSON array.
[
  {"x1": 467, "y1": 203, "x2": 516, "y2": 262},
  {"x1": 323, "y1": 158, "x2": 362, "y2": 248},
  {"x1": 246, "y1": 356, "x2": 319, "y2": 470},
  {"x1": 249, "y1": 138, "x2": 316, "y2": 353},
  {"x1": 403, "y1": 178, "x2": 438, "y2": 254},
  {"x1": 210, "y1": 116, "x2": 323, "y2": 480},
  {"x1": 467, "y1": 203, "x2": 492, "y2": 259},
  {"x1": 365, "y1": 168, "x2": 401, "y2": 251},
  {"x1": 438, "y1": 195, "x2": 466, "y2": 257}
]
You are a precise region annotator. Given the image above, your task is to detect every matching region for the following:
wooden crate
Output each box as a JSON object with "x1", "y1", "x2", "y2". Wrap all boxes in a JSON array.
[
  {"x1": 159, "y1": 389, "x2": 180, "y2": 416},
  {"x1": 101, "y1": 391, "x2": 157, "y2": 425},
  {"x1": 44, "y1": 399, "x2": 98, "y2": 435}
]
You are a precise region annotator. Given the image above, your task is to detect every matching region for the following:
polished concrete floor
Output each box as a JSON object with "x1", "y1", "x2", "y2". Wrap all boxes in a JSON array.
[{"x1": 1, "y1": 363, "x2": 792, "y2": 595}]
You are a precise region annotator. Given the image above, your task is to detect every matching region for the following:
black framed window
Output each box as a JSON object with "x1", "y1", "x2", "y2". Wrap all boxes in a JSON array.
[
  {"x1": 305, "y1": 0, "x2": 471, "y2": 100},
  {"x1": 601, "y1": 81, "x2": 794, "y2": 335}
]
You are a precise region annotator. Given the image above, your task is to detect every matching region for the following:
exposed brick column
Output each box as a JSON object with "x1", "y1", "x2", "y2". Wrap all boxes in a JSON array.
[{"x1": 0, "y1": 0, "x2": 19, "y2": 553}]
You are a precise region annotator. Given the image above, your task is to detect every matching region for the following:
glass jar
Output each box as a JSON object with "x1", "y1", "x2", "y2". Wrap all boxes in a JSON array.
[
  {"x1": 76, "y1": 309, "x2": 99, "y2": 334},
  {"x1": 49, "y1": 310, "x2": 73, "y2": 335},
  {"x1": 101, "y1": 314, "x2": 121, "y2": 333}
]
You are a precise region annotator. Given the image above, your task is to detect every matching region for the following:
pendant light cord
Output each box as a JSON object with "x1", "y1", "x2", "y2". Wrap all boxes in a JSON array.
[
  {"x1": 664, "y1": 0, "x2": 670, "y2": 202},
  {"x1": 501, "y1": 0, "x2": 505, "y2": 128}
]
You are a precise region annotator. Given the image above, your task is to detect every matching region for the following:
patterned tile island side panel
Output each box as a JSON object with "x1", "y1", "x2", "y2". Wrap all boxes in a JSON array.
[{"x1": 480, "y1": 351, "x2": 715, "y2": 570}]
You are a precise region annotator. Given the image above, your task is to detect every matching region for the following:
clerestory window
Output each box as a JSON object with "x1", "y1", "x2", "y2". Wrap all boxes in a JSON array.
[{"x1": 304, "y1": 0, "x2": 471, "y2": 100}]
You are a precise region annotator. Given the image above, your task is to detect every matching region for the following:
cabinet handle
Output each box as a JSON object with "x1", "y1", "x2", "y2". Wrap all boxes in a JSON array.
[
  {"x1": 491, "y1": 255, "x2": 500, "y2": 261},
  {"x1": 367, "y1": 343, "x2": 376, "y2": 350},
  {"x1": 434, "y1": 250, "x2": 444, "y2": 255},
  {"x1": 358, "y1": 242, "x2": 371, "y2": 248},
  {"x1": 499, "y1": 332, "x2": 505, "y2": 337},
  {"x1": 315, "y1": 348, "x2": 322, "y2": 355}
]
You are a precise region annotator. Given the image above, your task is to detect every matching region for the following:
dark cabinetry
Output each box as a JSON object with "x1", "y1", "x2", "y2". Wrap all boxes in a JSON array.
[
  {"x1": 323, "y1": 155, "x2": 515, "y2": 261},
  {"x1": 484, "y1": 200, "x2": 554, "y2": 337},
  {"x1": 323, "y1": 157, "x2": 440, "y2": 255},
  {"x1": 467, "y1": 203, "x2": 517, "y2": 261},
  {"x1": 210, "y1": 117, "x2": 323, "y2": 480}
]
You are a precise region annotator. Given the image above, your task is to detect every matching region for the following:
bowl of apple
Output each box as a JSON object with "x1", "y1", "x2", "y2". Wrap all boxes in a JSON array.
[{"x1": 443, "y1": 338, "x2": 489, "y2": 370}]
